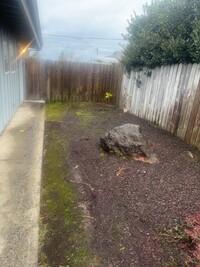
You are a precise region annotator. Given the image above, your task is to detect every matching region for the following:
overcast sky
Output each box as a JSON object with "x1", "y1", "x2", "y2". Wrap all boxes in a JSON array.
[{"x1": 37, "y1": 0, "x2": 151, "y2": 61}]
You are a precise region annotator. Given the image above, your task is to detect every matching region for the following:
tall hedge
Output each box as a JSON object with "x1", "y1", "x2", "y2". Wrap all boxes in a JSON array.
[{"x1": 122, "y1": 0, "x2": 200, "y2": 71}]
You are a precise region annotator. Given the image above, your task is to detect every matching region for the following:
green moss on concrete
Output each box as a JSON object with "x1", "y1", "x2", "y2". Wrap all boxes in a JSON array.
[{"x1": 45, "y1": 102, "x2": 69, "y2": 121}]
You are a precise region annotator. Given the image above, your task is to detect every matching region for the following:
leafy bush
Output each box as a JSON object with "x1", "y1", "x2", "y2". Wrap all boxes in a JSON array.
[{"x1": 122, "y1": 0, "x2": 200, "y2": 71}]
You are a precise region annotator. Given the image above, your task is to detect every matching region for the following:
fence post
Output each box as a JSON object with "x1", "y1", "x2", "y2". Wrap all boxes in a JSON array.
[{"x1": 45, "y1": 60, "x2": 51, "y2": 102}]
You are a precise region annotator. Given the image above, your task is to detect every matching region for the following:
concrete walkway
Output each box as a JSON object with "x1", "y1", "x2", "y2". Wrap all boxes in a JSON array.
[{"x1": 0, "y1": 101, "x2": 45, "y2": 267}]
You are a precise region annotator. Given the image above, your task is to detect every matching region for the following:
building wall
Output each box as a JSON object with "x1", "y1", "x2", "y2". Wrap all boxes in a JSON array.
[{"x1": 0, "y1": 29, "x2": 25, "y2": 134}]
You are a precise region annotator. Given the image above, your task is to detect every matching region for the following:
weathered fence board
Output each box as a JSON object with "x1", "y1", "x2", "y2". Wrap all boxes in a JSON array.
[
  {"x1": 26, "y1": 58, "x2": 123, "y2": 105},
  {"x1": 120, "y1": 64, "x2": 200, "y2": 149}
]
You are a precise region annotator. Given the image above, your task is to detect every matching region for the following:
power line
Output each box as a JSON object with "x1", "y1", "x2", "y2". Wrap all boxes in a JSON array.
[
  {"x1": 43, "y1": 42, "x2": 115, "y2": 53},
  {"x1": 42, "y1": 36, "x2": 123, "y2": 53},
  {"x1": 43, "y1": 33, "x2": 120, "y2": 51},
  {"x1": 44, "y1": 40, "x2": 118, "y2": 49},
  {"x1": 43, "y1": 33, "x2": 123, "y2": 41}
]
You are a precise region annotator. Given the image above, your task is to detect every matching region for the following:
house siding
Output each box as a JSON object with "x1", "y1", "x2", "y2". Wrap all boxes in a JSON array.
[{"x1": 0, "y1": 28, "x2": 25, "y2": 134}]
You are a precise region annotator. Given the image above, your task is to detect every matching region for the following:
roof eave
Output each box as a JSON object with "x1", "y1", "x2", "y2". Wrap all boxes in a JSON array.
[{"x1": 18, "y1": 0, "x2": 42, "y2": 50}]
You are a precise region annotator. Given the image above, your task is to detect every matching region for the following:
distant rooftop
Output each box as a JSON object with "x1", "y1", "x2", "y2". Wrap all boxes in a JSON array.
[{"x1": 91, "y1": 56, "x2": 119, "y2": 64}]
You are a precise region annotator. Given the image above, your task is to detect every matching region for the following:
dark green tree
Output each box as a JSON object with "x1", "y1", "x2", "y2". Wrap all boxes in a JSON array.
[{"x1": 122, "y1": 0, "x2": 200, "y2": 71}]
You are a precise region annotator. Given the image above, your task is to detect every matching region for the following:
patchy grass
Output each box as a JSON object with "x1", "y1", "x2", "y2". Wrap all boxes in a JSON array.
[
  {"x1": 39, "y1": 103, "x2": 94, "y2": 267},
  {"x1": 45, "y1": 102, "x2": 69, "y2": 121},
  {"x1": 111, "y1": 223, "x2": 122, "y2": 239},
  {"x1": 73, "y1": 103, "x2": 107, "y2": 136},
  {"x1": 75, "y1": 110, "x2": 94, "y2": 126},
  {"x1": 157, "y1": 215, "x2": 200, "y2": 267}
]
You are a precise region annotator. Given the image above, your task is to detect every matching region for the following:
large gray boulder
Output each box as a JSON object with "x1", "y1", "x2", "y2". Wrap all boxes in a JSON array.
[{"x1": 100, "y1": 124, "x2": 158, "y2": 163}]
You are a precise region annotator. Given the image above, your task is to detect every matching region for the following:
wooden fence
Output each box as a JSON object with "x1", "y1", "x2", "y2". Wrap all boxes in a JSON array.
[
  {"x1": 26, "y1": 58, "x2": 123, "y2": 105},
  {"x1": 120, "y1": 64, "x2": 200, "y2": 149}
]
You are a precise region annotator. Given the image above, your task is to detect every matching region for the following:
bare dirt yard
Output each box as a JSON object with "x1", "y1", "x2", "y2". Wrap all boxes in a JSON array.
[{"x1": 39, "y1": 102, "x2": 200, "y2": 267}]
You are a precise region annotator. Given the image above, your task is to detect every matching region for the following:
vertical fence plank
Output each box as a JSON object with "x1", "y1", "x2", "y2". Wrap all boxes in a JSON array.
[
  {"x1": 185, "y1": 71, "x2": 200, "y2": 144},
  {"x1": 177, "y1": 64, "x2": 198, "y2": 139},
  {"x1": 45, "y1": 60, "x2": 51, "y2": 102},
  {"x1": 26, "y1": 58, "x2": 123, "y2": 105},
  {"x1": 120, "y1": 63, "x2": 200, "y2": 149},
  {"x1": 25, "y1": 58, "x2": 200, "y2": 149}
]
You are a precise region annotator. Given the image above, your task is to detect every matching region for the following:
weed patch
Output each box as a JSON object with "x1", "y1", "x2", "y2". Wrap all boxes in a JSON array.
[{"x1": 157, "y1": 214, "x2": 200, "y2": 266}]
